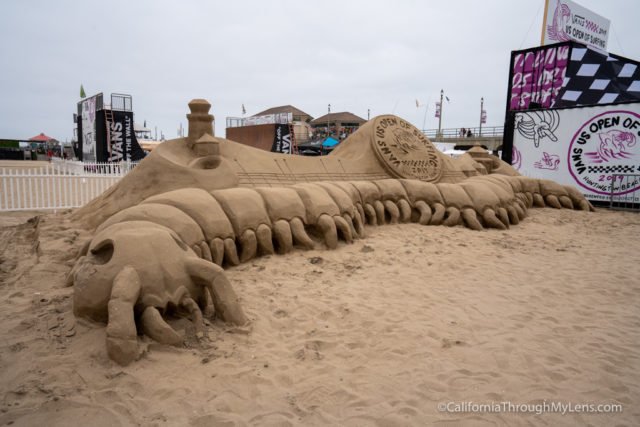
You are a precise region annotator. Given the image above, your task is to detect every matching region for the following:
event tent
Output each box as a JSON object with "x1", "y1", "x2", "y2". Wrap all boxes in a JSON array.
[{"x1": 297, "y1": 137, "x2": 341, "y2": 156}]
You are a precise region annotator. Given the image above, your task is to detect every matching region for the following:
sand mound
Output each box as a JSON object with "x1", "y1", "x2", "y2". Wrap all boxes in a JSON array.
[{"x1": 1, "y1": 208, "x2": 639, "y2": 425}]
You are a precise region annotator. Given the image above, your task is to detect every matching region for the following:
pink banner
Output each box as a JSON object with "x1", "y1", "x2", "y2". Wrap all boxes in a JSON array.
[{"x1": 509, "y1": 44, "x2": 569, "y2": 110}]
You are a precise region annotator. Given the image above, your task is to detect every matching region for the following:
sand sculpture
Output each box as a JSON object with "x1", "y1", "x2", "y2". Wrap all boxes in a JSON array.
[{"x1": 69, "y1": 99, "x2": 594, "y2": 365}]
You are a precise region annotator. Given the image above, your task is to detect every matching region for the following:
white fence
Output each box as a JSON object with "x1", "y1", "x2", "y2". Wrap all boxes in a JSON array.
[{"x1": 1, "y1": 160, "x2": 138, "y2": 211}]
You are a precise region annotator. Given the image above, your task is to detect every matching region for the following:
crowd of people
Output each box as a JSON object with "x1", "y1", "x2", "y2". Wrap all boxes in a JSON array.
[{"x1": 310, "y1": 126, "x2": 358, "y2": 142}]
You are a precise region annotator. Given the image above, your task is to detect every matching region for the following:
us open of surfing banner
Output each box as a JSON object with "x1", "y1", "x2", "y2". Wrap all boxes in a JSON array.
[
  {"x1": 541, "y1": 0, "x2": 609, "y2": 51},
  {"x1": 511, "y1": 102, "x2": 640, "y2": 202}
]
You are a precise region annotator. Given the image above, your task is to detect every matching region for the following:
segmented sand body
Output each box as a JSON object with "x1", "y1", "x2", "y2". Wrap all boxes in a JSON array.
[{"x1": 94, "y1": 175, "x2": 592, "y2": 267}]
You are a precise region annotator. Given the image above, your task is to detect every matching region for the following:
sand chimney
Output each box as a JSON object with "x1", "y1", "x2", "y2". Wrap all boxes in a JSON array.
[{"x1": 187, "y1": 99, "x2": 214, "y2": 146}]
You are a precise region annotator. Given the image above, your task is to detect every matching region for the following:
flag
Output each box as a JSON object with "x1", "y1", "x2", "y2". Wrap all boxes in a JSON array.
[
  {"x1": 435, "y1": 102, "x2": 441, "y2": 118},
  {"x1": 555, "y1": 45, "x2": 640, "y2": 108},
  {"x1": 242, "y1": 104, "x2": 246, "y2": 115},
  {"x1": 80, "y1": 84, "x2": 86, "y2": 99},
  {"x1": 415, "y1": 99, "x2": 420, "y2": 108},
  {"x1": 481, "y1": 110, "x2": 487, "y2": 124},
  {"x1": 445, "y1": 96, "x2": 450, "y2": 102}
]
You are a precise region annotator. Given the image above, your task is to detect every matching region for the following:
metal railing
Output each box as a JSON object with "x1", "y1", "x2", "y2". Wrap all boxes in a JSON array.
[
  {"x1": 609, "y1": 174, "x2": 640, "y2": 211},
  {"x1": 111, "y1": 93, "x2": 132, "y2": 111},
  {"x1": 422, "y1": 126, "x2": 504, "y2": 139},
  {"x1": 226, "y1": 113, "x2": 293, "y2": 128}
]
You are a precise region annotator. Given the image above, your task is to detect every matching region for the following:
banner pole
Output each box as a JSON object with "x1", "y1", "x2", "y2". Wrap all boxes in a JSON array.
[{"x1": 540, "y1": 0, "x2": 550, "y2": 45}]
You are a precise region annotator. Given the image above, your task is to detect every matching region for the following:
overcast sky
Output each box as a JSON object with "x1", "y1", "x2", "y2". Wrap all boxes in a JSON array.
[{"x1": 1, "y1": 0, "x2": 639, "y2": 142}]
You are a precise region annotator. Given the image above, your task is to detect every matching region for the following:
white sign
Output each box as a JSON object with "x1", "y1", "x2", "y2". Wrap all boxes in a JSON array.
[
  {"x1": 542, "y1": 0, "x2": 609, "y2": 51},
  {"x1": 80, "y1": 96, "x2": 98, "y2": 162},
  {"x1": 243, "y1": 113, "x2": 292, "y2": 126},
  {"x1": 512, "y1": 103, "x2": 640, "y2": 203}
]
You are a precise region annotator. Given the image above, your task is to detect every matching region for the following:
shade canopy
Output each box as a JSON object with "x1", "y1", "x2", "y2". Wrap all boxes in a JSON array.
[
  {"x1": 322, "y1": 137, "x2": 339, "y2": 148},
  {"x1": 29, "y1": 132, "x2": 55, "y2": 142}
]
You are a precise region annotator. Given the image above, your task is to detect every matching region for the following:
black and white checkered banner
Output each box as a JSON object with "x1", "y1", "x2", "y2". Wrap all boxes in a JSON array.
[
  {"x1": 555, "y1": 46, "x2": 640, "y2": 107},
  {"x1": 588, "y1": 165, "x2": 637, "y2": 174}
]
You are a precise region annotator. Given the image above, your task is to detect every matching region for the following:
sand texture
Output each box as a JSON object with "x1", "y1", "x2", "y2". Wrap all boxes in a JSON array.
[{"x1": 1, "y1": 207, "x2": 639, "y2": 426}]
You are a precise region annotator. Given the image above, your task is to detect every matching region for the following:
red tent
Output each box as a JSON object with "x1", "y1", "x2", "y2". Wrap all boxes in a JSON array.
[{"x1": 29, "y1": 132, "x2": 56, "y2": 142}]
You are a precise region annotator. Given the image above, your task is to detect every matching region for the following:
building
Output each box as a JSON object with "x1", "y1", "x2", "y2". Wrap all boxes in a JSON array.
[
  {"x1": 225, "y1": 105, "x2": 314, "y2": 154},
  {"x1": 226, "y1": 106, "x2": 367, "y2": 154},
  {"x1": 253, "y1": 105, "x2": 314, "y2": 144},
  {"x1": 252, "y1": 105, "x2": 312, "y2": 123},
  {"x1": 29, "y1": 132, "x2": 59, "y2": 146},
  {"x1": 310, "y1": 112, "x2": 367, "y2": 140}
]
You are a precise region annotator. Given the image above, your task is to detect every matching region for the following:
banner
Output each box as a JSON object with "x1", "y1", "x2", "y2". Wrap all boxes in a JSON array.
[
  {"x1": 435, "y1": 102, "x2": 441, "y2": 118},
  {"x1": 78, "y1": 95, "x2": 99, "y2": 162},
  {"x1": 108, "y1": 110, "x2": 145, "y2": 162},
  {"x1": 271, "y1": 124, "x2": 292, "y2": 154},
  {"x1": 244, "y1": 113, "x2": 292, "y2": 127},
  {"x1": 509, "y1": 44, "x2": 570, "y2": 111},
  {"x1": 507, "y1": 42, "x2": 640, "y2": 113},
  {"x1": 542, "y1": 0, "x2": 609, "y2": 51},
  {"x1": 511, "y1": 102, "x2": 640, "y2": 202},
  {"x1": 554, "y1": 45, "x2": 640, "y2": 107},
  {"x1": 95, "y1": 110, "x2": 146, "y2": 162}
]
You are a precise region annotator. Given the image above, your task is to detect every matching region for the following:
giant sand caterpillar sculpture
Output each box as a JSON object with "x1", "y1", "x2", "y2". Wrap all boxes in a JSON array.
[{"x1": 69, "y1": 100, "x2": 593, "y2": 365}]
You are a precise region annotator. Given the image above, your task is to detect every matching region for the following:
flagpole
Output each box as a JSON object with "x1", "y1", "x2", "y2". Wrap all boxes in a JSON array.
[
  {"x1": 540, "y1": 0, "x2": 550, "y2": 45},
  {"x1": 437, "y1": 89, "x2": 443, "y2": 138},
  {"x1": 479, "y1": 97, "x2": 484, "y2": 137}
]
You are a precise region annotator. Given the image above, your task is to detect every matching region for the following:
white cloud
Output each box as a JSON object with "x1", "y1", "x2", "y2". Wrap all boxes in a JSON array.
[{"x1": 0, "y1": 0, "x2": 638, "y2": 141}]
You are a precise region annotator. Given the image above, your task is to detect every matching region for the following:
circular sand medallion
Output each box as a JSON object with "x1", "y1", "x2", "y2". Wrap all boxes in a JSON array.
[{"x1": 371, "y1": 115, "x2": 442, "y2": 181}]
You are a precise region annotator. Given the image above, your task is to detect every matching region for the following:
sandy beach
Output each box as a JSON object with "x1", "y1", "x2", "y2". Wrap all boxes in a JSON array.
[{"x1": 0, "y1": 206, "x2": 639, "y2": 426}]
